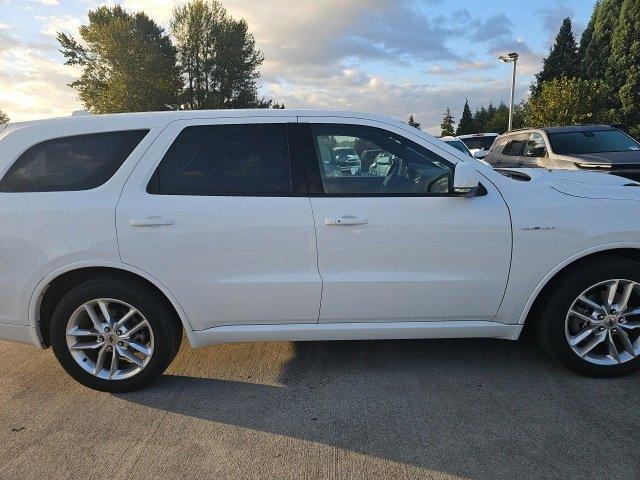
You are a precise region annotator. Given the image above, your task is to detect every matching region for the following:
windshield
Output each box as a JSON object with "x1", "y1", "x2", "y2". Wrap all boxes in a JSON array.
[
  {"x1": 460, "y1": 136, "x2": 497, "y2": 151},
  {"x1": 549, "y1": 130, "x2": 640, "y2": 155},
  {"x1": 443, "y1": 140, "x2": 471, "y2": 156}
]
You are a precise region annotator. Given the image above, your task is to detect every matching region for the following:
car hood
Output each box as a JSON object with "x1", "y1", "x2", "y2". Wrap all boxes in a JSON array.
[
  {"x1": 557, "y1": 150, "x2": 640, "y2": 166},
  {"x1": 505, "y1": 168, "x2": 640, "y2": 201}
]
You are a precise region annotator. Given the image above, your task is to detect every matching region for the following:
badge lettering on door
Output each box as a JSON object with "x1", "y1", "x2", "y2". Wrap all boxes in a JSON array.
[{"x1": 521, "y1": 226, "x2": 557, "y2": 231}]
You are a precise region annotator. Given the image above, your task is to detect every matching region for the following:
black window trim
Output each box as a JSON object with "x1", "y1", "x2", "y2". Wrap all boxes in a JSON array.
[
  {"x1": 298, "y1": 122, "x2": 462, "y2": 198},
  {"x1": 146, "y1": 123, "x2": 308, "y2": 197}
]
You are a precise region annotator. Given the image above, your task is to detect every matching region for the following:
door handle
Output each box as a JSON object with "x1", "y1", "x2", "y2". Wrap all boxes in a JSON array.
[
  {"x1": 130, "y1": 217, "x2": 175, "y2": 227},
  {"x1": 324, "y1": 216, "x2": 368, "y2": 226}
]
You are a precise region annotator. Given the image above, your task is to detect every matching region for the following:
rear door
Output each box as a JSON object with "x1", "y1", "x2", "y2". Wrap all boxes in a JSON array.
[
  {"x1": 499, "y1": 133, "x2": 529, "y2": 168},
  {"x1": 299, "y1": 117, "x2": 512, "y2": 324},
  {"x1": 116, "y1": 117, "x2": 321, "y2": 331}
]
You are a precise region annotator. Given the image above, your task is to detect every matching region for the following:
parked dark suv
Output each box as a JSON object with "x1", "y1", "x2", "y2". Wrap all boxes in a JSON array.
[{"x1": 484, "y1": 125, "x2": 640, "y2": 182}]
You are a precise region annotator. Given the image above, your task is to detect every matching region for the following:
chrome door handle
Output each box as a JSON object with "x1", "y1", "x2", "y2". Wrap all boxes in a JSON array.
[
  {"x1": 130, "y1": 217, "x2": 175, "y2": 227},
  {"x1": 324, "y1": 216, "x2": 368, "y2": 226}
]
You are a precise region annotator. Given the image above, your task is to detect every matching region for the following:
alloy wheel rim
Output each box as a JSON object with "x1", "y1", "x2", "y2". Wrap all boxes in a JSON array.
[
  {"x1": 565, "y1": 279, "x2": 640, "y2": 366},
  {"x1": 65, "y1": 298, "x2": 154, "y2": 380}
]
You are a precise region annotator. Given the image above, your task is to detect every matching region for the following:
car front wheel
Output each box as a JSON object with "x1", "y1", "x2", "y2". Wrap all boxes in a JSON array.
[{"x1": 536, "y1": 257, "x2": 640, "y2": 377}]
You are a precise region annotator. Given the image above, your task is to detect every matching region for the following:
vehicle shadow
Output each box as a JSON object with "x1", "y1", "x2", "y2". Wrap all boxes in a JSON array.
[{"x1": 117, "y1": 336, "x2": 640, "y2": 479}]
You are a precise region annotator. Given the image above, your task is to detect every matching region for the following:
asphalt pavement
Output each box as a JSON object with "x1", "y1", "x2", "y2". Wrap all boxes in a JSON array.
[{"x1": 0, "y1": 334, "x2": 638, "y2": 479}]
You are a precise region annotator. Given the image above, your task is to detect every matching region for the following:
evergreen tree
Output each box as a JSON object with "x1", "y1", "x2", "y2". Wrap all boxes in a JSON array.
[
  {"x1": 532, "y1": 18, "x2": 579, "y2": 96},
  {"x1": 473, "y1": 106, "x2": 489, "y2": 132},
  {"x1": 455, "y1": 101, "x2": 475, "y2": 135},
  {"x1": 408, "y1": 115, "x2": 421, "y2": 129},
  {"x1": 58, "y1": 6, "x2": 181, "y2": 113},
  {"x1": 439, "y1": 107, "x2": 455, "y2": 136},
  {"x1": 271, "y1": 102, "x2": 286, "y2": 109},
  {"x1": 608, "y1": 0, "x2": 640, "y2": 138},
  {"x1": 0, "y1": 108, "x2": 8, "y2": 124},
  {"x1": 580, "y1": 0, "x2": 624, "y2": 80},
  {"x1": 578, "y1": 2, "x2": 598, "y2": 67},
  {"x1": 171, "y1": 0, "x2": 269, "y2": 109}
]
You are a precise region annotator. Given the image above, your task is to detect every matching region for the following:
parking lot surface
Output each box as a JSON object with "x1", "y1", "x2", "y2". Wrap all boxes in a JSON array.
[{"x1": 0, "y1": 335, "x2": 638, "y2": 480}]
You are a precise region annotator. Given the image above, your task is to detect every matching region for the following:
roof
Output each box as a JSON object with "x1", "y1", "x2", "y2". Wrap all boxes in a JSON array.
[
  {"x1": 541, "y1": 125, "x2": 617, "y2": 134},
  {"x1": 3, "y1": 109, "x2": 405, "y2": 132},
  {"x1": 456, "y1": 133, "x2": 499, "y2": 139}
]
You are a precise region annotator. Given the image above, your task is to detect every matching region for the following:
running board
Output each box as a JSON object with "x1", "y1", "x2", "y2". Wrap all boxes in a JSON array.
[{"x1": 189, "y1": 321, "x2": 522, "y2": 347}]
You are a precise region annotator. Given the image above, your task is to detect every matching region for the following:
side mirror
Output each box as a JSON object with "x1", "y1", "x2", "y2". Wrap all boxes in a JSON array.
[
  {"x1": 453, "y1": 162, "x2": 480, "y2": 196},
  {"x1": 473, "y1": 149, "x2": 487, "y2": 159}
]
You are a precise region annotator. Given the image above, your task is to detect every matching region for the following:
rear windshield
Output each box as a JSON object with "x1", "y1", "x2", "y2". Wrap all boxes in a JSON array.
[
  {"x1": 460, "y1": 136, "x2": 497, "y2": 151},
  {"x1": 549, "y1": 130, "x2": 640, "y2": 155}
]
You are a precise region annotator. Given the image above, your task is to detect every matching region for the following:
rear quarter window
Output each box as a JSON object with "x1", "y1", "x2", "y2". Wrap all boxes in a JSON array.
[{"x1": 0, "y1": 130, "x2": 148, "y2": 192}]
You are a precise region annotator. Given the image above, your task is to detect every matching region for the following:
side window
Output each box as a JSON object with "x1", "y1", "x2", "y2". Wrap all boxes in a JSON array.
[
  {"x1": 523, "y1": 133, "x2": 547, "y2": 157},
  {"x1": 502, "y1": 134, "x2": 529, "y2": 156},
  {"x1": 310, "y1": 124, "x2": 453, "y2": 195},
  {"x1": 149, "y1": 124, "x2": 292, "y2": 196},
  {"x1": 0, "y1": 130, "x2": 148, "y2": 192},
  {"x1": 491, "y1": 136, "x2": 509, "y2": 152}
]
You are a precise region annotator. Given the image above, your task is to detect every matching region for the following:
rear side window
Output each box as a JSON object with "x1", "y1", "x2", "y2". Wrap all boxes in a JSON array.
[
  {"x1": 502, "y1": 134, "x2": 529, "y2": 156},
  {"x1": 0, "y1": 130, "x2": 148, "y2": 192},
  {"x1": 148, "y1": 124, "x2": 292, "y2": 196}
]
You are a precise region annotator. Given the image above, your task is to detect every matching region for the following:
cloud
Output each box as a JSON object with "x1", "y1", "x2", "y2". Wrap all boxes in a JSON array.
[
  {"x1": 37, "y1": 14, "x2": 83, "y2": 37},
  {"x1": 36, "y1": 0, "x2": 59, "y2": 5}
]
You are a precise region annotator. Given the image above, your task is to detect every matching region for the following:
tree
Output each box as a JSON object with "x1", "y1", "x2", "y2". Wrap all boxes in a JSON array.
[
  {"x1": 0, "y1": 108, "x2": 8, "y2": 124},
  {"x1": 532, "y1": 18, "x2": 580, "y2": 95},
  {"x1": 58, "y1": 6, "x2": 181, "y2": 113},
  {"x1": 171, "y1": 0, "x2": 269, "y2": 109},
  {"x1": 472, "y1": 106, "x2": 489, "y2": 132},
  {"x1": 455, "y1": 101, "x2": 475, "y2": 135},
  {"x1": 439, "y1": 107, "x2": 455, "y2": 136},
  {"x1": 271, "y1": 102, "x2": 286, "y2": 109},
  {"x1": 580, "y1": 0, "x2": 624, "y2": 80},
  {"x1": 408, "y1": 115, "x2": 421, "y2": 129},
  {"x1": 525, "y1": 76, "x2": 613, "y2": 127},
  {"x1": 608, "y1": 0, "x2": 640, "y2": 138}
]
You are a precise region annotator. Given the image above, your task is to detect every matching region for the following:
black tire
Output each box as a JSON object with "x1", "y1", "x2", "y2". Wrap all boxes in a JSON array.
[
  {"x1": 535, "y1": 256, "x2": 640, "y2": 378},
  {"x1": 50, "y1": 278, "x2": 182, "y2": 392}
]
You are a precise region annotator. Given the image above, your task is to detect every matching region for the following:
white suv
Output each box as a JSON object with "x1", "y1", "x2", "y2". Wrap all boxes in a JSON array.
[{"x1": 1, "y1": 110, "x2": 640, "y2": 391}]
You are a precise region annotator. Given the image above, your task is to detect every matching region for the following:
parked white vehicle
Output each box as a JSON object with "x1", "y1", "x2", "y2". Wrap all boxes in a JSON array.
[
  {"x1": 1, "y1": 110, "x2": 640, "y2": 391},
  {"x1": 457, "y1": 133, "x2": 499, "y2": 159}
]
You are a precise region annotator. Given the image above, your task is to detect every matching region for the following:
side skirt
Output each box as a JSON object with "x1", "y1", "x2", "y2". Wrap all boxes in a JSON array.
[{"x1": 189, "y1": 321, "x2": 523, "y2": 348}]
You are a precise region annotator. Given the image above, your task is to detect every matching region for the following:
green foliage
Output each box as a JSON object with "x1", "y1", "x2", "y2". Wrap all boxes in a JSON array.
[
  {"x1": 271, "y1": 102, "x2": 286, "y2": 109},
  {"x1": 608, "y1": 0, "x2": 640, "y2": 138},
  {"x1": 0, "y1": 108, "x2": 8, "y2": 124},
  {"x1": 439, "y1": 107, "x2": 455, "y2": 136},
  {"x1": 580, "y1": 0, "x2": 624, "y2": 80},
  {"x1": 472, "y1": 102, "x2": 525, "y2": 134},
  {"x1": 455, "y1": 101, "x2": 475, "y2": 135},
  {"x1": 532, "y1": 18, "x2": 579, "y2": 96},
  {"x1": 408, "y1": 115, "x2": 421, "y2": 129},
  {"x1": 58, "y1": 6, "x2": 182, "y2": 113},
  {"x1": 525, "y1": 76, "x2": 613, "y2": 127},
  {"x1": 171, "y1": 0, "x2": 268, "y2": 109}
]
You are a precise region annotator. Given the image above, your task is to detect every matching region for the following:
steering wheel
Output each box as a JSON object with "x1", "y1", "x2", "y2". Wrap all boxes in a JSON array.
[{"x1": 381, "y1": 157, "x2": 402, "y2": 192}]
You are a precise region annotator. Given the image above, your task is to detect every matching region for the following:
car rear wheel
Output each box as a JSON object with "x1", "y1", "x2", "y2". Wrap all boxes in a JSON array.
[
  {"x1": 50, "y1": 278, "x2": 181, "y2": 392},
  {"x1": 536, "y1": 257, "x2": 640, "y2": 377}
]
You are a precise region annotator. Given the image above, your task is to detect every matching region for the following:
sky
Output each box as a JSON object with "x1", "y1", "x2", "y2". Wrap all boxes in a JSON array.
[{"x1": 0, "y1": 0, "x2": 597, "y2": 134}]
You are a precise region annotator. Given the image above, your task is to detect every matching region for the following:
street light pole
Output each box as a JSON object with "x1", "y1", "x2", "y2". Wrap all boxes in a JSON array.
[{"x1": 498, "y1": 52, "x2": 519, "y2": 132}]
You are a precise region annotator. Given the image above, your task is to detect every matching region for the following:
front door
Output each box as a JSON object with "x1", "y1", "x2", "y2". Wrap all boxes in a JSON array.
[
  {"x1": 116, "y1": 117, "x2": 321, "y2": 331},
  {"x1": 300, "y1": 118, "x2": 512, "y2": 323}
]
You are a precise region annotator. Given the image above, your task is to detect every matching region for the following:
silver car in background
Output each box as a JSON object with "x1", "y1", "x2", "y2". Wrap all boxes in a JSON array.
[{"x1": 484, "y1": 125, "x2": 640, "y2": 182}]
